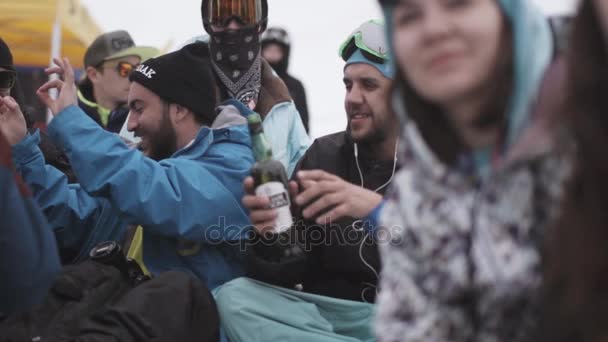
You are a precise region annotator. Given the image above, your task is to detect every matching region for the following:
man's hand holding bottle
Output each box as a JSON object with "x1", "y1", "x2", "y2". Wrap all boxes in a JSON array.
[{"x1": 242, "y1": 170, "x2": 383, "y2": 234}]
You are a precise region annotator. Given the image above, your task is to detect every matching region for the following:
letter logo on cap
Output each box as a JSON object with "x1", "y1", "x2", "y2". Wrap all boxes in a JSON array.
[{"x1": 135, "y1": 64, "x2": 156, "y2": 79}]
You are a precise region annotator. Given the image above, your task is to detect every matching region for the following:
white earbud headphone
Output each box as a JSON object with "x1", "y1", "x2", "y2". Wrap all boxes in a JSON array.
[
  {"x1": 353, "y1": 139, "x2": 398, "y2": 193},
  {"x1": 353, "y1": 138, "x2": 399, "y2": 302}
]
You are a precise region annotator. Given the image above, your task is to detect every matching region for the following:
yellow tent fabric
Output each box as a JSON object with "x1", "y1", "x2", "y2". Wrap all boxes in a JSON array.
[{"x1": 0, "y1": 0, "x2": 101, "y2": 68}]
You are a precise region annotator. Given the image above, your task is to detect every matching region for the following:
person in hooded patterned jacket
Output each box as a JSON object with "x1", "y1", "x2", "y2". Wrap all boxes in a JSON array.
[{"x1": 371, "y1": 0, "x2": 571, "y2": 341}]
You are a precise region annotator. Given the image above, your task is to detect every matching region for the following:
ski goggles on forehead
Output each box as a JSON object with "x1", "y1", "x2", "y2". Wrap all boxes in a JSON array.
[
  {"x1": 206, "y1": 0, "x2": 264, "y2": 27},
  {"x1": 0, "y1": 70, "x2": 16, "y2": 89},
  {"x1": 339, "y1": 20, "x2": 390, "y2": 64}
]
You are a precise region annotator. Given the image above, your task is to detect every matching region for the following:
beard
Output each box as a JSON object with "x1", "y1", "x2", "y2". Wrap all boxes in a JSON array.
[
  {"x1": 346, "y1": 116, "x2": 388, "y2": 145},
  {"x1": 146, "y1": 104, "x2": 178, "y2": 161}
]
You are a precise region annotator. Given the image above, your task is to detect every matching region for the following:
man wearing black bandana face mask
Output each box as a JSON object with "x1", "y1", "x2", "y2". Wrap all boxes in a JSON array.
[{"x1": 201, "y1": 0, "x2": 311, "y2": 177}]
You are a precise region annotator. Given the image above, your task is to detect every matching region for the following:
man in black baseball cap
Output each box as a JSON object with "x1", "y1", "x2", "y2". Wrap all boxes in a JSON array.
[{"x1": 78, "y1": 30, "x2": 158, "y2": 132}]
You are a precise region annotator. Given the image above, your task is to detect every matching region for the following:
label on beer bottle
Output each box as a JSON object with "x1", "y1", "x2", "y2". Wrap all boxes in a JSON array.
[{"x1": 255, "y1": 182, "x2": 293, "y2": 234}]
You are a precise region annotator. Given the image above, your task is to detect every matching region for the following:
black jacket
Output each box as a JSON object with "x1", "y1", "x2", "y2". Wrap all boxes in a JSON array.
[
  {"x1": 34, "y1": 129, "x2": 77, "y2": 184},
  {"x1": 77, "y1": 79, "x2": 130, "y2": 133},
  {"x1": 264, "y1": 42, "x2": 310, "y2": 133},
  {"x1": 246, "y1": 131, "x2": 396, "y2": 302}
]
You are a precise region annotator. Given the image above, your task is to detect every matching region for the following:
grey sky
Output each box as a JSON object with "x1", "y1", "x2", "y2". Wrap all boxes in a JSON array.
[{"x1": 81, "y1": 0, "x2": 578, "y2": 139}]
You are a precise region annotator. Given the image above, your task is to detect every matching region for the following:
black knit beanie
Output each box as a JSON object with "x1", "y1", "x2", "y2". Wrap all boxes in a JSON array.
[{"x1": 129, "y1": 42, "x2": 217, "y2": 125}]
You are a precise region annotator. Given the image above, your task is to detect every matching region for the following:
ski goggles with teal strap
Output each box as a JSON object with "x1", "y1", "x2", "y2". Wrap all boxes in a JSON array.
[{"x1": 339, "y1": 19, "x2": 389, "y2": 64}]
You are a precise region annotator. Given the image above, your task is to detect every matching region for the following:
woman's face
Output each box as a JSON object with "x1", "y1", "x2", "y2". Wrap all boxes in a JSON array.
[{"x1": 392, "y1": 0, "x2": 506, "y2": 108}]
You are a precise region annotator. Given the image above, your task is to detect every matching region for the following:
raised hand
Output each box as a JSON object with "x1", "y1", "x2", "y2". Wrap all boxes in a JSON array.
[
  {"x1": 36, "y1": 57, "x2": 78, "y2": 116},
  {"x1": 0, "y1": 96, "x2": 27, "y2": 145}
]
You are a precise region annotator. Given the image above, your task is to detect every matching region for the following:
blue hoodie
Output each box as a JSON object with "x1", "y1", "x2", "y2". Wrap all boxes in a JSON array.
[
  {"x1": 1, "y1": 132, "x2": 60, "y2": 315},
  {"x1": 12, "y1": 102, "x2": 254, "y2": 290}
]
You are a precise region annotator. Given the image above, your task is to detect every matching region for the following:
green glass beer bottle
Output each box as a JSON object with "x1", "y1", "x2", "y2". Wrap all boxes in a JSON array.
[{"x1": 248, "y1": 113, "x2": 303, "y2": 261}]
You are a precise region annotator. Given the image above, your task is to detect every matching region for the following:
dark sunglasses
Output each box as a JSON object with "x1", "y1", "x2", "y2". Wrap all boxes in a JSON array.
[{"x1": 0, "y1": 70, "x2": 16, "y2": 89}]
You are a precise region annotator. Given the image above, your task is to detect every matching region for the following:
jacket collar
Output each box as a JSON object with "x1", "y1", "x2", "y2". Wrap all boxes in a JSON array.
[
  {"x1": 77, "y1": 90, "x2": 111, "y2": 126},
  {"x1": 171, "y1": 103, "x2": 249, "y2": 160},
  {"x1": 255, "y1": 59, "x2": 293, "y2": 119}
]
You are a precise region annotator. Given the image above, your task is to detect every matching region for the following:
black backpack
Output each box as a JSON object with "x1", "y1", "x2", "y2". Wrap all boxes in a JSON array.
[{"x1": 0, "y1": 242, "x2": 219, "y2": 342}]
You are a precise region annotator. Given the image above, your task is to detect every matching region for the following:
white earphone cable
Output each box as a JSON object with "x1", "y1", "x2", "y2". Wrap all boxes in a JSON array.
[{"x1": 353, "y1": 138, "x2": 399, "y2": 302}]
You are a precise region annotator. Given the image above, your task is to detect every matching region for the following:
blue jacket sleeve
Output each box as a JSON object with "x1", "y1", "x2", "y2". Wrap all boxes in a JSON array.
[
  {"x1": 0, "y1": 134, "x2": 61, "y2": 315},
  {"x1": 12, "y1": 130, "x2": 118, "y2": 257},
  {"x1": 262, "y1": 102, "x2": 310, "y2": 177},
  {"x1": 365, "y1": 200, "x2": 385, "y2": 236},
  {"x1": 48, "y1": 106, "x2": 250, "y2": 242}
]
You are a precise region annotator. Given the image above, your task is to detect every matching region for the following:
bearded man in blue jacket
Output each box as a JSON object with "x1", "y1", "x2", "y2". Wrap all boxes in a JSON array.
[{"x1": 0, "y1": 43, "x2": 254, "y2": 290}]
